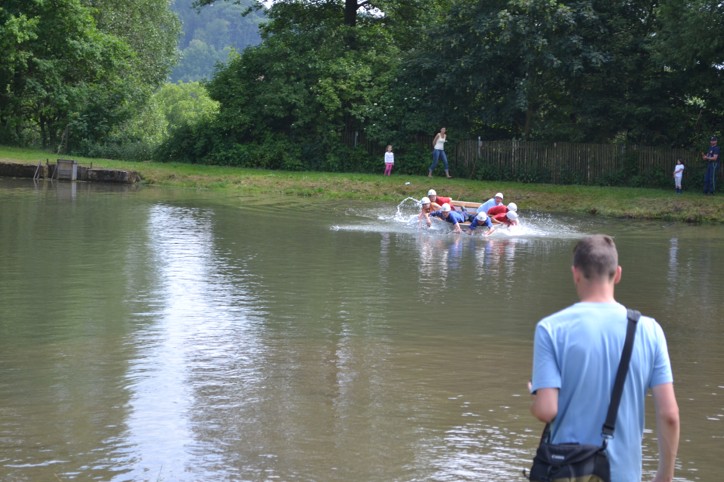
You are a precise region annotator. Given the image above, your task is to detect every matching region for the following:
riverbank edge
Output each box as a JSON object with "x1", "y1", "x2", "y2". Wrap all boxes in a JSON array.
[
  {"x1": 0, "y1": 160, "x2": 141, "y2": 184},
  {"x1": 0, "y1": 150, "x2": 721, "y2": 224}
]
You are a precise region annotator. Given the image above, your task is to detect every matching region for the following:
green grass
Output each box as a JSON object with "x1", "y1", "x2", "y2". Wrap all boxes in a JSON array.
[{"x1": 2, "y1": 146, "x2": 722, "y2": 223}]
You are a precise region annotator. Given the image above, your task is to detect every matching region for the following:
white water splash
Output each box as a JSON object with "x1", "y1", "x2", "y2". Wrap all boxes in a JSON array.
[{"x1": 332, "y1": 199, "x2": 585, "y2": 239}]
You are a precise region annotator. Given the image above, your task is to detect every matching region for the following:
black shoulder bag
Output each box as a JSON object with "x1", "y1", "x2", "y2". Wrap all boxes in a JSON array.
[{"x1": 526, "y1": 309, "x2": 641, "y2": 482}]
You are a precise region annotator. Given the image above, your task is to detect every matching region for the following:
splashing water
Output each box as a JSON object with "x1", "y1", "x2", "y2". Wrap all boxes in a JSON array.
[
  {"x1": 332, "y1": 198, "x2": 585, "y2": 239},
  {"x1": 393, "y1": 197, "x2": 424, "y2": 223}
]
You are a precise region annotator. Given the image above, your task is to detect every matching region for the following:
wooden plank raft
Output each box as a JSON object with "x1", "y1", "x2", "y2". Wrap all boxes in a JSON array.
[{"x1": 452, "y1": 200, "x2": 481, "y2": 208}]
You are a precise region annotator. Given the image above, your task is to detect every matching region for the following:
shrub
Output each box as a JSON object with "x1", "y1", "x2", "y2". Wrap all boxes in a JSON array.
[{"x1": 77, "y1": 140, "x2": 155, "y2": 161}]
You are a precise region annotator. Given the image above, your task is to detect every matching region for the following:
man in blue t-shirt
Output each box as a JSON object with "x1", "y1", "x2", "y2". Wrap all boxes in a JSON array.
[
  {"x1": 466, "y1": 211, "x2": 493, "y2": 235},
  {"x1": 529, "y1": 235, "x2": 680, "y2": 482},
  {"x1": 702, "y1": 135, "x2": 720, "y2": 194},
  {"x1": 429, "y1": 203, "x2": 468, "y2": 233}
]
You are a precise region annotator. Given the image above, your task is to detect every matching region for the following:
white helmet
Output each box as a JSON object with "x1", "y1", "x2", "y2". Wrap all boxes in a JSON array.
[
  {"x1": 421, "y1": 197, "x2": 431, "y2": 205},
  {"x1": 476, "y1": 212, "x2": 488, "y2": 222},
  {"x1": 507, "y1": 211, "x2": 519, "y2": 221},
  {"x1": 507, "y1": 202, "x2": 518, "y2": 212},
  {"x1": 427, "y1": 189, "x2": 437, "y2": 196},
  {"x1": 441, "y1": 203, "x2": 451, "y2": 212},
  {"x1": 495, "y1": 192, "x2": 504, "y2": 200}
]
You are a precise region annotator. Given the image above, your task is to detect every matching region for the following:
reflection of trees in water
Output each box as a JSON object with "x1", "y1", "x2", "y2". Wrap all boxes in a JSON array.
[
  {"x1": 474, "y1": 239, "x2": 505, "y2": 277},
  {"x1": 414, "y1": 233, "x2": 524, "y2": 302},
  {"x1": 472, "y1": 238, "x2": 519, "y2": 300},
  {"x1": 666, "y1": 238, "x2": 678, "y2": 305},
  {"x1": 415, "y1": 234, "x2": 461, "y2": 298}
]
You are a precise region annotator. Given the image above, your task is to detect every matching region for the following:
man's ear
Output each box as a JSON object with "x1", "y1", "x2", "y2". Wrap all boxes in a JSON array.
[{"x1": 613, "y1": 265, "x2": 622, "y2": 284}]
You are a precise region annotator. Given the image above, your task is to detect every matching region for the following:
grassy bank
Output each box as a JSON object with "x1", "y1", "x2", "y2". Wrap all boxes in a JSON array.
[{"x1": 1, "y1": 146, "x2": 722, "y2": 223}]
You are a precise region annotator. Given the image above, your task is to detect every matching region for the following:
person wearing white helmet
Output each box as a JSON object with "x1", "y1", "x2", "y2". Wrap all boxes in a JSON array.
[
  {"x1": 487, "y1": 209, "x2": 519, "y2": 235},
  {"x1": 419, "y1": 196, "x2": 434, "y2": 227},
  {"x1": 426, "y1": 188, "x2": 452, "y2": 210},
  {"x1": 466, "y1": 211, "x2": 494, "y2": 236},
  {"x1": 429, "y1": 203, "x2": 470, "y2": 233},
  {"x1": 487, "y1": 200, "x2": 518, "y2": 218},
  {"x1": 476, "y1": 192, "x2": 504, "y2": 214},
  {"x1": 492, "y1": 209, "x2": 519, "y2": 226}
]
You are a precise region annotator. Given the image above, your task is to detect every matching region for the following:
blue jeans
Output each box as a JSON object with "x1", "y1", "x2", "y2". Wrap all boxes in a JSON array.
[
  {"x1": 704, "y1": 162, "x2": 719, "y2": 193},
  {"x1": 429, "y1": 149, "x2": 448, "y2": 172}
]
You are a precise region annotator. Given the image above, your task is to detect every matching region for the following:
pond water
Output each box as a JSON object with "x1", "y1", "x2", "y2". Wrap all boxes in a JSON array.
[{"x1": 0, "y1": 178, "x2": 722, "y2": 481}]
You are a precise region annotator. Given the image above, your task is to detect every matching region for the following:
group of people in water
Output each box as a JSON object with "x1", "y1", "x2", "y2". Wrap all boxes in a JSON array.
[{"x1": 418, "y1": 190, "x2": 519, "y2": 236}]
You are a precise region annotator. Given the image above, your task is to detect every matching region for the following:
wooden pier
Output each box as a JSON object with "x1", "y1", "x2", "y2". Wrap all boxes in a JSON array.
[{"x1": 0, "y1": 160, "x2": 141, "y2": 184}]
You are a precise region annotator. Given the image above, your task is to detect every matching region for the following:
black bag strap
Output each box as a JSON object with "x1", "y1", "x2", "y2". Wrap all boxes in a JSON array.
[
  {"x1": 601, "y1": 308, "x2": 640, "y2": 438},
  {"x1": 538, "y1": 308, "x2": 640, "y2": 445}
]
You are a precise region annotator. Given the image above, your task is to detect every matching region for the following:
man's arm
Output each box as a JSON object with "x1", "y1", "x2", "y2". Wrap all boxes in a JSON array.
[
  {"x1": 419, "y1": 211, "x2": 431, "y2": 227},
  {"x1": 651, "y1": 382, "x2": 679, "y2": 482},
  {"x1": 530, "y1": 387, "x2": 558, "y2": 423},
  {"x1": 466, "y1": 219, "x2": 477, "y2": 234},
  {"x1": 703, "y1": 149, "x2": 720, "y2": 161}
]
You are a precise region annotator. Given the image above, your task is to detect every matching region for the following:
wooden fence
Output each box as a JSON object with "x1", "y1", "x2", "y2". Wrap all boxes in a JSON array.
[
  {"x1": 342, "y1": 131, "x2": 713, "y2": 188},
  {"x1": 452, "y1": 139, "x2": 700, "y2": 186}
]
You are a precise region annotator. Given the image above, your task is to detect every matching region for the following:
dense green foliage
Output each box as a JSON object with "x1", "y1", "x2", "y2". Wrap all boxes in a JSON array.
[
  {"x1": 163, "y1": 0, "x2": 722, "y2": 177},
  {"x1": 2, "y1": 0, "x2": 723, "y2": 184},
  {"x1": 0, "y1": 0, "x2": 180, "y2": 154},
  {"x1": 170, "y1": 0, "x2": 263, "y2": 82},
  {"x1": 88, "y1": 81, "x2": 219, "y2": 161},
  {"x1": 164, "y1": 0, "x2": 442, "y2": 171}
]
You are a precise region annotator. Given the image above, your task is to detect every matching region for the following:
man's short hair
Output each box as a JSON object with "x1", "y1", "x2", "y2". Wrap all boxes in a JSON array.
[{"x1": 573, "y1": 235, "x2": 618, "y2": 280}]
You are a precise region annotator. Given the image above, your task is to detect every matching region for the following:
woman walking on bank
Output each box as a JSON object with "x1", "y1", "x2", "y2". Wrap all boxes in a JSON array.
[{"x1": 428, "y1": 127, "x2": 452, "y2": 178}]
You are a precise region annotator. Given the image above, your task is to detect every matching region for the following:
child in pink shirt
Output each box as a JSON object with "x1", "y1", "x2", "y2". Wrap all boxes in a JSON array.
[{"x1": 383, "y1": 145, "x2": 394, "y2": 176}]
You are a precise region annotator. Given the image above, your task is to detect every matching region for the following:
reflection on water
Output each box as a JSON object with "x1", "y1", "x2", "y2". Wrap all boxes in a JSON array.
[{"x1": 0, "y1": 178, "x2": 722, "y2": 481}]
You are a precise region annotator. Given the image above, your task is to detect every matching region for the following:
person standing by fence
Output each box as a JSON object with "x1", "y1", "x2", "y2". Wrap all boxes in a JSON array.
[
  {"x1": 383, "y1": 145, "x2": 394, "y2": 176},
  {"x1": 428, "y1": 127, "x2": 452, "y2": 178},
  {"x1": 702, "y1": 135, "x2": 719, "y2": 195},
  {"x1": 673, "y1": 159, "x2": 684, "y2": 194}
]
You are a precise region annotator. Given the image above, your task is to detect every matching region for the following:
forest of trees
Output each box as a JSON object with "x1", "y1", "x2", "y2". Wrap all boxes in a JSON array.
[
  {"x1": 170, "y1": 0, "x2": 263, "y2": 82},
  {"x1": 1, "y1": 0, "x2": 722, "y2": 182}
]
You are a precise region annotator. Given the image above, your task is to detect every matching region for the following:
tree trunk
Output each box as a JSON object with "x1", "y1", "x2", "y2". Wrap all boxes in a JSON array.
[
  {"x1": 56, "y1": 124, "x2": 70, "y2": 154},
  {"x1": 523, "y1": 106, "x2": 534, "y2": 141},
  {"x1": 39, "y1": 115, "x2": 48, "y2": 150},
  {"x1": 344, "y1": 0, "x2": 357, "y2": 28}
]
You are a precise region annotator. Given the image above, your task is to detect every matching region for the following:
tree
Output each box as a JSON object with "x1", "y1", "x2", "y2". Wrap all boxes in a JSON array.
[
  {"x1": 194, "y1": 0, "x2": 378, "y2": 28},
  {"x1": 113, "y1": 81, "x2": 219, "y2": 147},
  {"x1": 166, "y1": 0, "x2": 721, "y2": 172},
  {"x1": 170, "y1": 0, "x2": 263, "y2": 82},
  {"x1": 200, "y1": 2, "x2": 397, "y2": 167},
  {"x1": 174, "y1": 40, "x2": 230, "y2": 83},
  {"x1": 386, "y1": 0, "x2": 716, "y2": 145},
  {"x1": 85, "y1": 0, "x2": 180, "y2": 88},
  {"x1": 651, "y1": 0, "x2": 724, "y2": 144},
  {"x1": 0, "y1": 0, "x2": 135, "y2": 149},
  {"x1": 0, "y1": 8, "x2": 39, "y2": 144},
  {"x1": 176, "y1": 0, "x2": 449, "y2": 171},
  {"x1": 0, "y1": 0, "x2": 181, "y2": 152}
]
